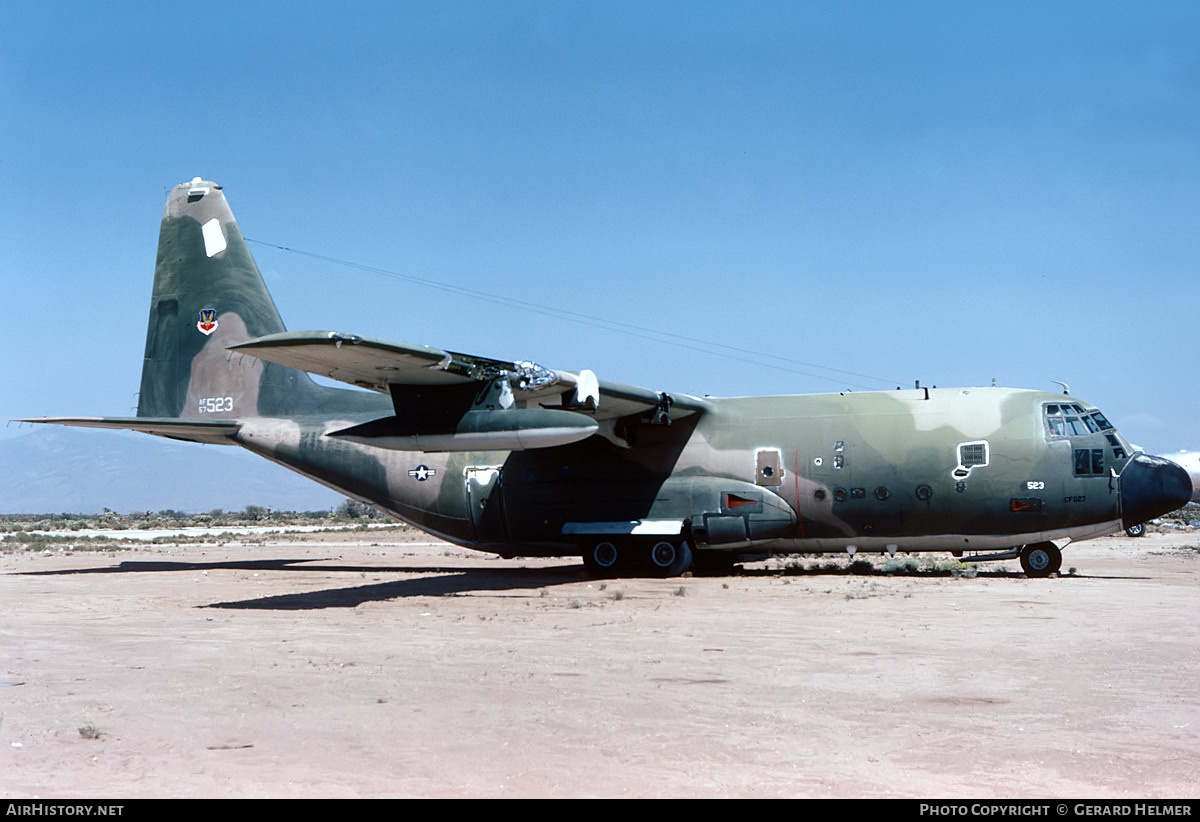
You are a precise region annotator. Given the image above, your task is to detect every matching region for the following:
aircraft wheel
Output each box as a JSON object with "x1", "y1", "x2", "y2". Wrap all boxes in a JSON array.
[
  {"x1": 646, "y1": 540, "x2": 693, "y2": 577},
  {"x1": 1125, "y1": 523, "x2": 1146, "y2": 538},
  {"x1": 582, "y1": 541, "x2": 623, "y2": 576},
  {"x1": 1019, "y1": 542, "x2": 1062, "y2": 578}
]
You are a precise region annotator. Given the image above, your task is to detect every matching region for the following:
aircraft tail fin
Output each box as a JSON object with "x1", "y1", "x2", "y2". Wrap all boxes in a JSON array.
[{"x1": 136, "y1": 178, "x2": 374, "y2": 419}]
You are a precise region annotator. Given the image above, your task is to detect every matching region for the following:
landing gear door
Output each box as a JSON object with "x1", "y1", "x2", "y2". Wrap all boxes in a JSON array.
[{"x1": 465, "y1": 466, "x2": 508, "y2": 544}]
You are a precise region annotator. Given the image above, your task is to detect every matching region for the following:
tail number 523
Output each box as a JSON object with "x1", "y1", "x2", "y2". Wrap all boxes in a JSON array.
[{"x1": 199, "y1": 396, "x2": 234, "y2": 414}]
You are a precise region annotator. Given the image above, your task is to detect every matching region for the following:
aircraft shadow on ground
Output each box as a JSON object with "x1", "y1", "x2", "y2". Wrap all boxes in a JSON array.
[
  {"x1": 12, "y1": 557, "x2": 588, "y2": 610},
  {"x1": 10, "y1": 557, "x2": 1149, "y2": 611},
  {"x1": 205, "y1": 565, "x2": 587, "y2": 610}
]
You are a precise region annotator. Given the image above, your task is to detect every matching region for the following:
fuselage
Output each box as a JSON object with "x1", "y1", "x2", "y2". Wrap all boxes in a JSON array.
[{"x1": 233, "y1": 385, "x2": 1152, "y2": 558}]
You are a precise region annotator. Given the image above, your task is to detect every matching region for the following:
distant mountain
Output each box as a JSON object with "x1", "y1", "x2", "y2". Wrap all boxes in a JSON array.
[{"x1": 0, "y1": 426, "x2": 349, "y2": 514}]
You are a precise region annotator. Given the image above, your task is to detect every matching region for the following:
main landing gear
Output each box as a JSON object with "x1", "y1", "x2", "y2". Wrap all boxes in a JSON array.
[
  {"x1": 581, "y1": 539, "x2": 694, "y2": 578},
  {"x1": 647, "y1": 540, "x2": 693, "y2": 577}
]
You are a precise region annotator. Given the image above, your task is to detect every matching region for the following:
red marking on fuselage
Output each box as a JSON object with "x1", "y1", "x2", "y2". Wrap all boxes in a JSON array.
[{"x1": 795, "y1": 449, "x2": 806, "y2": 538}]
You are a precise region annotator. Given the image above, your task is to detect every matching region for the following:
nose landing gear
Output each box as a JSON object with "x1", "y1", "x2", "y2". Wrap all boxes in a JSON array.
[{"x1": 1019, "y1": 542, "x2": 1062, "y2": 577}]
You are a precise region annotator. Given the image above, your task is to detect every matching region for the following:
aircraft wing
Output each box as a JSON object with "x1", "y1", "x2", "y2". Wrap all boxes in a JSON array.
[
  {"x1": 230, "y1": 331, "x2": 708, "y2": 423},
  {"x1": 231, "y1": 332, "x2": 481, "y2": 389},
  {"x1": 15, "y1": 417, "x2": 240, "y2": 445}
]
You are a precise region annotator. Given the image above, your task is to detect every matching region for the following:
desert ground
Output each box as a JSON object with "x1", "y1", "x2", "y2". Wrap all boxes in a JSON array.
[{"x1": 1, "y1": 527, "x2": 1197, "y2": 799}]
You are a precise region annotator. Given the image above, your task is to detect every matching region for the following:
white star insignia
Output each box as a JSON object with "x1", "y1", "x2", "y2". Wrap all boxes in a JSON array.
[{"x1": 408, "y1": 464, "x2": 436, "y2": 482}]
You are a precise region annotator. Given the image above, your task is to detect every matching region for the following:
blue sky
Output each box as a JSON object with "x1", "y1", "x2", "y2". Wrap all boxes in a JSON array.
[{"x1": 3, "y1": 2, "x2": 1198, "y2": 453}]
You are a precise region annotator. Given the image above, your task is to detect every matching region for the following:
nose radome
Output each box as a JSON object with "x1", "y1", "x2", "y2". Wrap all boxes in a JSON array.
[{"x1": 1120, "y1": 454, "x2": 1193, "y2": 529}]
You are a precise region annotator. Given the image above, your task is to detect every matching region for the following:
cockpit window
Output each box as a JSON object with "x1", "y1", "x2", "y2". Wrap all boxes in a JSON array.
[
  {"x1": 1046, "y1": 403, "x2": 1107, "y2": 438},
  {"x1": 1075, "y1": 448, "x2": 1105, "y2": 476},
  {"x1": 1045, "y1": 403, "x2": 1128, "y2": 461}
]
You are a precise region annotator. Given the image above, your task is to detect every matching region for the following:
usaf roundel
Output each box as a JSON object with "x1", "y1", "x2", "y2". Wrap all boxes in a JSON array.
[{"x1": 408, "y1": 464, "x2": 436, "y2": 482}]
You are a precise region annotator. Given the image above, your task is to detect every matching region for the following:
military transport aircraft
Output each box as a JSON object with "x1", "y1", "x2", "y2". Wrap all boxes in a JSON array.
[{"x1": 19, "y1": 179, "x2": 1193, "y2": 578}]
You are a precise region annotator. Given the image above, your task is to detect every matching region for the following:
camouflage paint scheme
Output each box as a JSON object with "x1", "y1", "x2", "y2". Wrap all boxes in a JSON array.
[{"x1": 22, "y1": 180, "x2": 1192, "y2": 577}]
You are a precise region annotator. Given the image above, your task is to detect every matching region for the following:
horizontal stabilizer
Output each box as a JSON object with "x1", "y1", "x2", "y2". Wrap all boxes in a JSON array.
[
  {"x1": 328, "y1": 408, "x2": 598, "y2": 452},
  {"x1": 17, "y1": 417, "x2": 240, "y2": 445}
]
